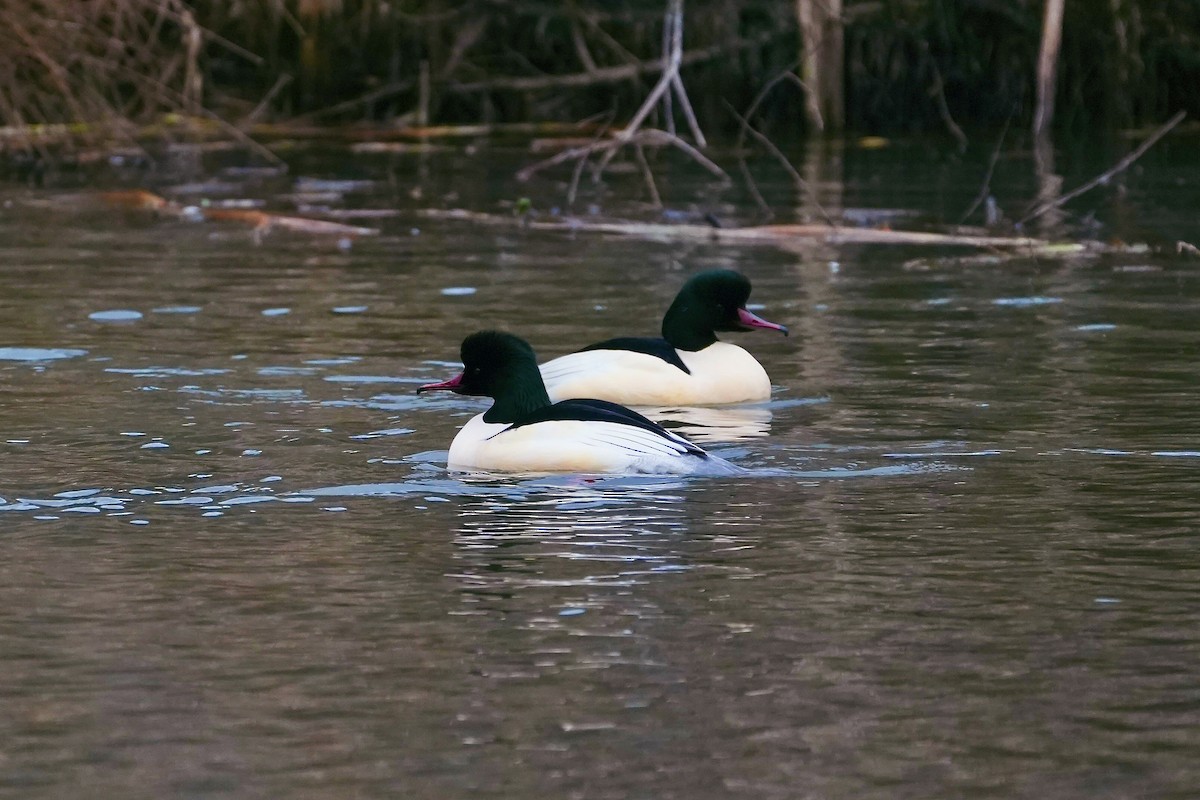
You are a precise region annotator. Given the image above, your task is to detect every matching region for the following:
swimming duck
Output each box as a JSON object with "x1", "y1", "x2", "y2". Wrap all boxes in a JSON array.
[
  {"x1": 539, "y1": 269, "x2": 788, "y2": 406},
  {"x1": 418, "y1": 331, "x2": 738, "y2": 475}
]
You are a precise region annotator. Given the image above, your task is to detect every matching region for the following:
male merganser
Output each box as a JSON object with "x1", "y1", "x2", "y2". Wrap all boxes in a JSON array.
[
  {"x1": 418, "y1": 331, "x2": 739, "y2": 475},
  {"x1": 539, "y1": 269, "x2": 788, "y2": 406}
]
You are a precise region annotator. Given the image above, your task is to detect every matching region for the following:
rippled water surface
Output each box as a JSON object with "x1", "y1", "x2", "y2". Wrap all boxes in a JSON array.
[{"x1": 2, "y1": 144, "x2": 1200, "y2": 798}]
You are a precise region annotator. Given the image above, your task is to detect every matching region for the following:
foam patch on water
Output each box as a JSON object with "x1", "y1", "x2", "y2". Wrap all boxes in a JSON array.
[
  {"x1": 305, "y1": 357, "x2": 361, "y2": 366},
  {"x1": 992, "y1": 296, "x2": 1063, "y2": 307},
  {"x1": 790, "y1": 462, "x2": 968, "y2": 478},
  {"x1": 257, "y1": 366, "x2": 320, "y2": 377},
  {"x1": 107, "y1": 367, "x2": 231, "y2": 377},
  {"x1": 883, "y1": 449, "x2": 1007, "y2": 458},
  {"x1": 0, "y1": 347, "x2": 89, "y2": 362},
  {"x1": 152, "y1": 306, "x2": 203, "y2": 314},
  {"x1": 90, "y1": 309, "x2": 145, "y2": 322},
  {"x1": 349, "y1": 427, "x2": 416, "y2": 440},
  {"x1": 763, "y1": 396, "x2": 832, "y2": 409}
]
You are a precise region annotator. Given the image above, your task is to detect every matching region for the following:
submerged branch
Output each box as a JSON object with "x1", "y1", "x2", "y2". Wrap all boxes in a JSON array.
[{"x1": 1017, "y1": 110, "x2": 1186, "y2": 227}]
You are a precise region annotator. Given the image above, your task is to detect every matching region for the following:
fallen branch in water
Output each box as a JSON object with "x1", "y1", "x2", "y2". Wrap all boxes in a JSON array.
[
  {"x1": 417, "y1": 208, "x2": 1045, "y2": 250},
  {"x1": 201, "y1": 208, "x2": 379, "y2": 237},
  {"x1": 96, "y1": 190, "x2": 379, "y2": 237},
  {"x1": 1018, "y1": 110, "x2": 1186, "y2": 227}
]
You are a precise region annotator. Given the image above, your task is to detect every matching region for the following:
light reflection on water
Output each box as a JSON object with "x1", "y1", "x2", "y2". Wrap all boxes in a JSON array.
[
  {"x1": 451, "y1": 483, "x2": 693, "y2": 601},
  {"x1": 2, "y1": 148, "x2": 1200, "y2": 798}
]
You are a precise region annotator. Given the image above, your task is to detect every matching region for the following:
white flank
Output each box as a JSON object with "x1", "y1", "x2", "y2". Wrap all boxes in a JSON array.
[
  {"x1": 540, "y1": 342, "x2": 771, "y2": 406},
  {"x1": 445, "y1": 415, "x2": 738, "y2": 476}
]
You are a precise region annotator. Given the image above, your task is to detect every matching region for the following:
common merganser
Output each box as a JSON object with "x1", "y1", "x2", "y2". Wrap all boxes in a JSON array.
[
  {"x1": 418, "y1": 331, "x2": 739, "y2": 475},
  {"x1": 539, "y1": 269, "x2": 788, "y2": 406}
]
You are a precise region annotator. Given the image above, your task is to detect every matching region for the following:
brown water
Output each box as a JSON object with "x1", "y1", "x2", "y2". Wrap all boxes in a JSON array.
[{"x1": 2, "y1": 142, "x2": 1200, "y2": 799}]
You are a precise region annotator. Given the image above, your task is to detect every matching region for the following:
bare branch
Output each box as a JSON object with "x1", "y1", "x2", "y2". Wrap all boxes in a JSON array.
[
  {"x1": 447, "y1": 29, "x2": 781, "y2": 94},
  {"x1": 724, "y1": 100, "x2": 832, "y2": 225},
  {"x1": 929, "y1": 61, "x2": 967, "y2": 152},
  {"x1": 1017, "y1": 110, "x2": 1186, "y2": 227},
  {"x1": 959, "y1": 112, "x2": 1012, "y2": 224},
  {"x1": 634, "y1": 143, "x2": 663, "y2": 208},
  {"x1": 636, "y1": 128, "x2": 727, "y2": 181}
]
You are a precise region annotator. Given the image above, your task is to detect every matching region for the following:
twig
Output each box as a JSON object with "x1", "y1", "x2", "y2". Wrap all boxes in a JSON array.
[
  {"x1": 930, "y1": 62, "x2": 967, "y2": 152},
  {"x1": 242, "y1": 73, "x2": 292, "y2": 126},
  {"x1": 441, "y1": 16, "x2": 488, "y2": 78},
  {"x1": 670, "y1": 75, "x2": 703, "y2": 143},
  {"x1": 581, "y1": 12, "x2": 642, "y2": 69},
  {"x1": 517, "y1": 0, "x2": 725, "y2": 194},
  {"x1": 517, "y1": 136, "x2": 613, "y2": 182},
  {"x1": 659, "y1": 6, "x2": 674, "y2": 136},
  {"x1": 570, "y1": 17, "x2": 597, "y2": 73},
  {"x1": 193, "y1": 107, "x2": 285, "y2": 167},
  {"x1": 516, "y1": 124, "x2": 726, "y2": 185},
  {"x1": 665, "y1": 2, "x2": 705, "y2": 147},
  {"x1": 634, "y1": 143, "x2": 663, "y2": 207},
  {"x1": 567, "y1": 147, "x2": 591, "y2": 207},
  {"x1": 134, "y1": 1, "x2": 266, "y2": 66},
  {"x1": 115, "y1": 59, "x2": 285, "y2": 166},
  {"x1": 724, "y1": 101, "x2": 833, "y2": 225},
  {"x1": 593, "y1": 9, "x2": 681, "y2": 174},
  {"x1": 1017, "y1": 110, "x2": 1186, "y2": 227},
  {"x1": 447, "y1": 29, "x2": 780, "y2": 93},
  {"x1": 301, "y1": 79, "x2": 415, "y2": 121},
  {"x1": 735, "y1": 59, "x2": 801, "y2": 153},
  {"x1": 566, "y1": 108, "x2": 616, "y2": 206},
  {"x1": 593, "y1": 0, "x2": 702, "y2": 178},
  {"x1": 737, "y1": 156, "x2": 773, "y2": 220},
  {"x1": 733, "y1": 67, "x2": 821, "y2": 142},
  {"x1": 959, "y1": 112, "x2": 1012, "y2": 224},
  {"x1": 636, "y1": 129, "x2": 727, "y2": 180},
  {"x1": 417, "y1": 60, "x2": 431, "y2": 126}
]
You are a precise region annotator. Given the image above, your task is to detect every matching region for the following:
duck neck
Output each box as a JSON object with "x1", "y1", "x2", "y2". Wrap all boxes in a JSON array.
[
  {"x1": 661, "y1": 297, "x2": 717, "y2": 352},
  {"x1": 482, "y1": 362, "x2": 553, "y2": 424}
]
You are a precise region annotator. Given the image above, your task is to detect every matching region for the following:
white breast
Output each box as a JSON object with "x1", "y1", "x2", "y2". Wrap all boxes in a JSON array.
[
  {"x1": 540, "y1": 342, "x2": 772, "y2": 406},
  {"x1": 445, "y1": 414, "x2": 738, "y2": 476}
]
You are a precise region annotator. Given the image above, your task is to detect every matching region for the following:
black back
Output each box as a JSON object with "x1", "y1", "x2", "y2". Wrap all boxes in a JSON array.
[
  {"x1": 508, "y1": 398, "x2": 706, "y2": 457},
  {"x1": 578, "y1": 336, "x2": 691, "y2": 374}
]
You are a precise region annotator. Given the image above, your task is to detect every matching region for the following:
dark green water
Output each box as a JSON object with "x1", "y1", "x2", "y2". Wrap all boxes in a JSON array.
[{"x1": 1, "y1": 141, "x2": 1199, "y2": 798}]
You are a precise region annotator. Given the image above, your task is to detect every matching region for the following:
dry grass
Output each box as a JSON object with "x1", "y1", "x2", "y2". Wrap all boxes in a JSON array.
[{"x1": 0, "y1": 0, "x2": 207, "y2": 150}]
